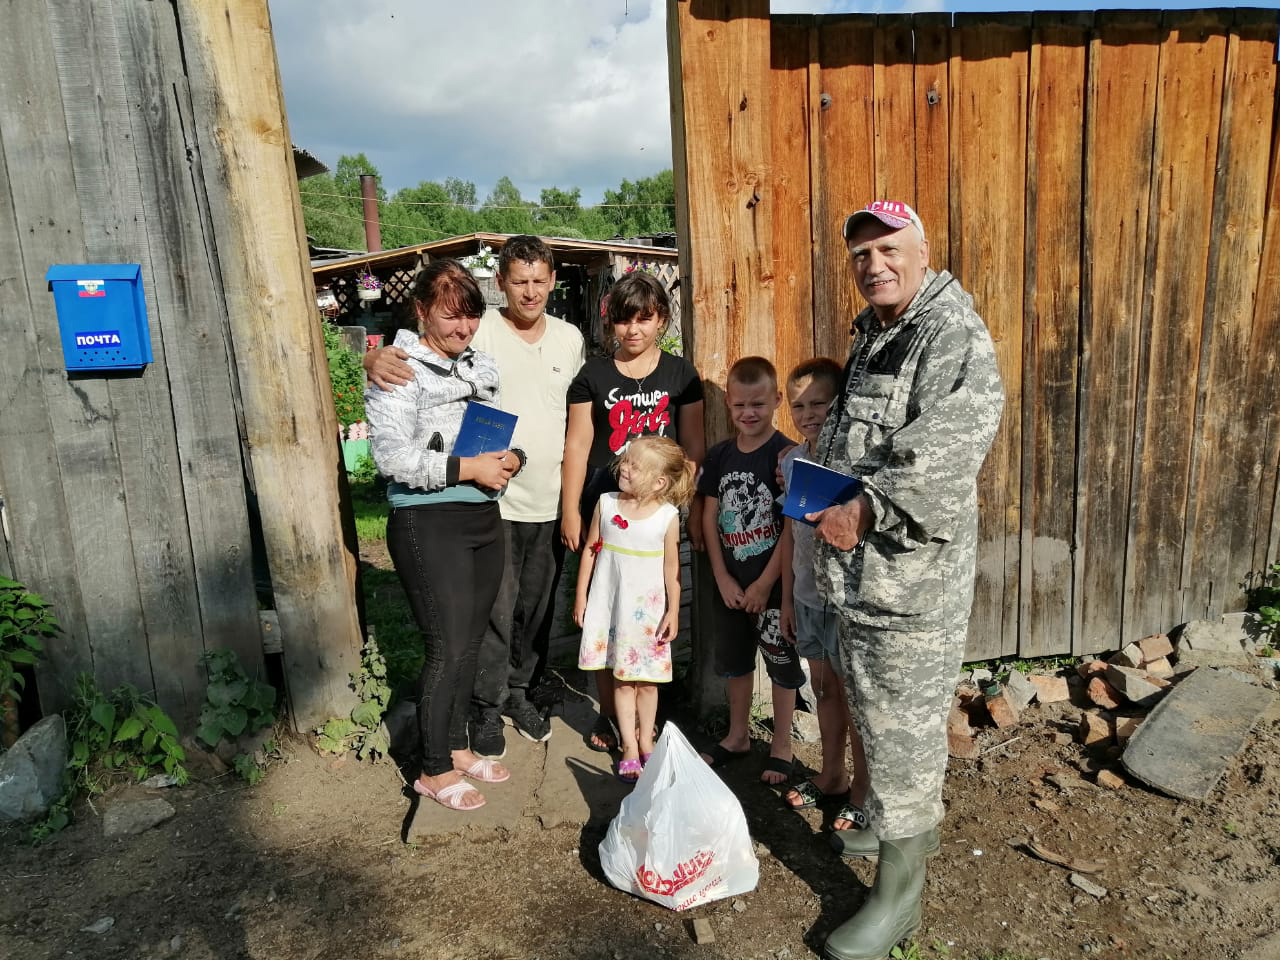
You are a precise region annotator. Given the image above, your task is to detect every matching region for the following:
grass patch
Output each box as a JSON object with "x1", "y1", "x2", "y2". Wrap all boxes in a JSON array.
[
  {"x1": 362, "y1": 566, "x2": 421, "y2": 692},
  {"x1": 350, "y1": 474, "x2": 389, "y2": 541}
]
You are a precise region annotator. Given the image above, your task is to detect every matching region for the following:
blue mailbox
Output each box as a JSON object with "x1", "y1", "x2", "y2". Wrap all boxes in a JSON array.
[{"x1": 45, "y1": 264, "x2": 153, "y2": 371}]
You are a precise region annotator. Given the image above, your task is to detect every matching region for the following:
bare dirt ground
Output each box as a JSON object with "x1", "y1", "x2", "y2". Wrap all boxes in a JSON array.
[{"x1": 2, "y1": 673, "x2": 1278, "y2": 960}]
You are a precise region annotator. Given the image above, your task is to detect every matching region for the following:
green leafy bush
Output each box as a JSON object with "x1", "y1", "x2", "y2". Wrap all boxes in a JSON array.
[
  {"x1": 1246, "y1": 562, "x2": 1280, "y2": 643},
  {"x1": 324, "y1": 320, "x2": 366, "y2": 428},
  {"x1": 196, "y1": 649, "x2": 277, "y2": 748},
  {"x1": 66, "y1": 674, "x2": 188, "y2": 793},
  {"x1": 316, "y1": 634, "x2": 391, "y2": 761},
  {"x1": 0, "y1": 576, "x2": 57, "y2": 708}
]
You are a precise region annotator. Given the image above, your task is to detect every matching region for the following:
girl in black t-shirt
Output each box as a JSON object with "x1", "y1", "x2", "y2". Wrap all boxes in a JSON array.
[{"x1": 560, "y1": 271, "x2": 706, "y2": 752}]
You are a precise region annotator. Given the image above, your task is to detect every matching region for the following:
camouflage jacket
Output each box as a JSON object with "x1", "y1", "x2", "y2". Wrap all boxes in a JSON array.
[{"x1": 815, "y1": 269, "x2": 1004, "y2": 632}]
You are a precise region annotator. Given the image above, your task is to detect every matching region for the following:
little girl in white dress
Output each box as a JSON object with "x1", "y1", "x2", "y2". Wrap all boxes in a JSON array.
[{"x1": 574, "y1": 436, "x2": 695, "y2": 783}]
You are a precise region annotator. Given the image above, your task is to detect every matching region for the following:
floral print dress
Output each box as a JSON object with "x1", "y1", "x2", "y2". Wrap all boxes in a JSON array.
[{"x1": 578, "y1": 492, "x2": 678, "y2": 682}]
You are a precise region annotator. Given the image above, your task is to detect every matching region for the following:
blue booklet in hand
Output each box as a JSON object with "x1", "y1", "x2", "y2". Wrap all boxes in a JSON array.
[
  {"x1": 453, "y1": 401, "x2": 517, "y2": 457},
  {"x1": 782, "y1": 458, "x2": 863, "y2": 526}
]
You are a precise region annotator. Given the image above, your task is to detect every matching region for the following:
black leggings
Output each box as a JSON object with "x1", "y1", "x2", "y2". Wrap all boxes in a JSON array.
[{"x1": 388, "y1": 501, "x2": 504, "y2": 777}]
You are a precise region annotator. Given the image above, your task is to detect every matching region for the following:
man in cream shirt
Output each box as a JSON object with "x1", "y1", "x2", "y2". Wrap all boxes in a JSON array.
[{"x1": 366, "y1": 236, "x2": 585, "y2": 756}]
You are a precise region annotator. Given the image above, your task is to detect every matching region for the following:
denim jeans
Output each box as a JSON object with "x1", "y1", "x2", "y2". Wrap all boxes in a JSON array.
[
  {"x1": 471, "y1": 518, "x2": 565, "y2": 710},
  {"x1": 388, "y1": 501, "x2": 503, "y2": 776}
]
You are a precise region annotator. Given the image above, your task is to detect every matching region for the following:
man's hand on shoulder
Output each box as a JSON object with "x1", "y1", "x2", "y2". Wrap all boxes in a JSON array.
[
  {"x1": 808, "y1": 493, "x2": 873, "y2": 552},
  {"x1": 364, "y1": 346, "x2": 413, "y2": 391}
]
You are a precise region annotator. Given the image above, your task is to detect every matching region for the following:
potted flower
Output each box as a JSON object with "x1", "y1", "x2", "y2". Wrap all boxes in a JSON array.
[
  {"x1": 461, "y1": 244, "x2": 497, "y2": 279},
  {"x1": 355, "y1": 270, "x2": 382, "y2": 302}
]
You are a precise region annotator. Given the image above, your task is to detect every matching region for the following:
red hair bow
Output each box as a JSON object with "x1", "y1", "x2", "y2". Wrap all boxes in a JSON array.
[{"x1": 611, "y1": 514, "x2": 629, "y2": 530}]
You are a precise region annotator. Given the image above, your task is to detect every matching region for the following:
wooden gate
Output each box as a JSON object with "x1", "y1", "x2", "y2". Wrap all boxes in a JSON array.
[
  {"x1": 0, "y1": 0, "x2": 362, "y2": 727},
  {"x1": 669, "y1": 2, "x2": 1280, "y2": 659}
]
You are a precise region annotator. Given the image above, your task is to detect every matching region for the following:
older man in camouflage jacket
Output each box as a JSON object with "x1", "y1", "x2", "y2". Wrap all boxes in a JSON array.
[{"x1": 808, "y1": 201, "x2": 1004, "y2": 960}]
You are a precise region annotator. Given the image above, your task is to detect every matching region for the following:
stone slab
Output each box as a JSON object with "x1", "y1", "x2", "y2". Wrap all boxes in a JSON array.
[
  {"x1": 1121, "y1": 667, "x2": 1276, "y2": 801},
  {"x1": 0, "y1": 715, "x2": 67, "y2": 821}
]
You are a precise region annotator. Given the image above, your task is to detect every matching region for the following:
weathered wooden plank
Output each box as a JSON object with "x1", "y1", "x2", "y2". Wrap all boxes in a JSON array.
[
  {"x1": 811, "y1": 15, "x2": 875, "y2": 365},
  {"x1": 950, "y1": 14, "x2": 1030, "y2": 660},
  {"x1": 1075, "y1": 13, "x2": 1160, "y2": 654},
  {"x1": 1124, "y1": 12, "x2": 1227, "y2": 641},
  {"x1": 117, "y1": 0, "x2": 264, "y2": 683},
  {"x1": 1180, "y1": 13, "x2": 1277, "y2": 619},
  {"x1": 48, "y1": 0, "x2": 208, "y2": 719},
  {"x1": 770, "y1": 17, "x2": 815, "y2": 382},
  {"x1": 911, "y1": 15, "x2": 951, "y2": 270},
  {"x1": 872, "y1": 16, "x2": 915, "y2": 204},
  {"x1": 177, "y1": 0, "x2": 365, "y2": 730},
  {"x1": 0, "y1": 5, "x2": 152, "y2": 702},
  {"x1": 0, "y1": 19, "x2": 94, "y2": 711},
  {"x1": 1020, "y1": 15, "x2": 1087, "y2": 658},
  {"x1": 672, "y1": 0, "x2": 774, "y2": 446}
]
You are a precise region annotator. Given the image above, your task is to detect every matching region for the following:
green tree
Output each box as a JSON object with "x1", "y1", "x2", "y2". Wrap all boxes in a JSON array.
[
  {"x1": 601, "y1": 169, "x2": 676, "y2": 237},
  {"x1": 478, "y1": 176, "x2": 537, "y2": 234},
  {"x1": 444, "y1": 177, "x2": 478, "y2": 208}
]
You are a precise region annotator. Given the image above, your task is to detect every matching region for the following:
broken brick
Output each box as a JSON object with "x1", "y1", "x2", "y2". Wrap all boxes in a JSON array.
[
  {"x1": 947, "y1": 698, "x2": 980, "y2": 759},
  {"x1": 1107, "y1": 643, "x2": 1144, "y2": 669},
  {"x1": 1113, "y1": 716, "x2": 1143, "y2": 742},
  {"x1": 1138, "y1": 633, "x2": 1175, "y2": 662},
  {"x1": 1104, "y1": 665, "x2": 1165, "y2": 707},
  {"x1": 1078, "y1": 712, "x2": 1113, "y2": 746},
  {"x1": 985, "y1": 690, "x2": 1021, "y2": 729},
  {"x1": 1086, "y1": 676, "x2": 1123, "y2": 709},
  {"x1": 1077, "y1": 660, "x2": 1108, "y2": 679},
  {"x1": 1096, "y1": 769, "x2": 1125, "y2": 790},
  {"x1": 1028, "y1": 674, "x2": 1070, "y2": 703},
  {"x1": 1143, "y1": 656, "x2": 1174, "y2": 678},
  {"x1": 691, "y1": 917, "x2": 715, "y2": 944}
]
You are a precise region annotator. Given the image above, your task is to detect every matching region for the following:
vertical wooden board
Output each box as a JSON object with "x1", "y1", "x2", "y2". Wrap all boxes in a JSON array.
[
  {"x1": 1249, "y1": 43, "x2": 1280, "y2": 577},
  {"x1": 0, "y1": 5, "x2": 155, "y2": 701},
  {"x1": 769, "y1": 18, "x2": 816, "y2": 383},
  {"x1": 949, "y1": 15, "x2": 1029, "y2": 660},
  {"x1": 1075, "y1": 14, "x2": 1160, "y2": 653},
  {"x1": 1180, "y1": 14, "x2": 1277, "y2": 619},
  {"x1": 1124, "y1": 12, "x2": 1227, "y2": 642},
  {"x1": 1021, "y1": 16, "x2": 1087, "y2": 658},
  {"x1": 911, "y1": 15, "x2": 951, "y2": 269},
  {"x1": 674, "y1": 0, "x2": 774, "y2": 445},
  {"x1": 117, "y1": 0, "x2": 264, "y2": 682},
  {"x1": 872, "y1": 16, "x2": 916, "y2": 204},
  {"x1": 177, "y1": 0, "x2": 366, "y2": 729},
  {"x1": 47, "y1": 0, "x2": 206, "y2": 717},
  {"x1": 811, "y1": 15, "x2": 876, "y2": 365},
  {"x1": 0, "y1": 49, "x2": 94, "y2": 710}
]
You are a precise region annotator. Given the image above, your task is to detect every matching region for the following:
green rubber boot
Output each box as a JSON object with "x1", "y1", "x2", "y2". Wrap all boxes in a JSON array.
[
  {"x1": 830, "y1": 825, "x2": 939, "y2": 861},
  {"x1": 823, "y1": 832, "x2": 931, "y2": 960}
]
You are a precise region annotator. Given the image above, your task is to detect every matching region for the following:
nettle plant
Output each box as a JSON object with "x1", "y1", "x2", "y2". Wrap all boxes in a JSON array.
[
  {"x1": 0, "y1": 576, "x2": 57, "y2": 711},
  {"x1": 196, "y1": 649, "x2": 277, "y2": 748},
  {"x1": 316, "y1": 633, "x2": 390, "y2": 761}
]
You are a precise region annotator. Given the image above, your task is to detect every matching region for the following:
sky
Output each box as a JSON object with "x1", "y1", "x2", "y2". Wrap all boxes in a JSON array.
[{"x1": 269, "y1": 0, "x2": 1277, "y2": 205}]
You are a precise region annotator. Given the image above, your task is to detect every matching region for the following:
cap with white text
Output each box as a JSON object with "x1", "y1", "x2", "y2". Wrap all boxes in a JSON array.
[{"x1": 843, "y1": 200, "x2": 926, "y2": 242}]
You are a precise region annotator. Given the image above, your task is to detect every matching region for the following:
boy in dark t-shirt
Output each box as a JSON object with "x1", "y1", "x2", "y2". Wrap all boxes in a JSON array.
[{"x1": 697, "y1": 356, "x2": 805, "y2": 786}]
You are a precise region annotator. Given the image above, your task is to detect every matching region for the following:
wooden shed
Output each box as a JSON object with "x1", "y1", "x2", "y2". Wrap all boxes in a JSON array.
[
  {"x1": 668, "y1": 2, "x2": 1280, "y2": 661},
  {"x1": 0, "y1": 0, "x2": 362, "y2": 728}
]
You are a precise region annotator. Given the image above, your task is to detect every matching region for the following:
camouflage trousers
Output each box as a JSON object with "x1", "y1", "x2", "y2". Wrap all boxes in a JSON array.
[{"x1": 837, "y1": 620, "x2": 967, "y2": 840}]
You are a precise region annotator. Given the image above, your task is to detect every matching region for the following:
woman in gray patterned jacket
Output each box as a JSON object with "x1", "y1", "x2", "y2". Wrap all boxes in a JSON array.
[{"x1": 366, "y1": 259, "x2": 522, "y2": 812}]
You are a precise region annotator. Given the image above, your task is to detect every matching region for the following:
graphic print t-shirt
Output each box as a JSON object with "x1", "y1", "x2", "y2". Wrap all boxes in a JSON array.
[
  {"x1": 697, "y1": 430, "x2": 794, "y2": 602},
  {"x1": 567, "y1": 352, "x2": 704, "y2": 468}
]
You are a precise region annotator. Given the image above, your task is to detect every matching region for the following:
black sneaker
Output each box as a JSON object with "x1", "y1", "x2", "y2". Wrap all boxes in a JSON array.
[
  {"x1": 470, "y1": 706, "x2": 506, "y2": 758},
  {"x1": 504, "y1": 695, "x2": 552, "y2": 743}
]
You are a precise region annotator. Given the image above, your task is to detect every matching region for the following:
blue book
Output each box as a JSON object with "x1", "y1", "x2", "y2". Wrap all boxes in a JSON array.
[
  {"x1": 782, "y1": 457, "x2": 863, "y2": 526},
  {"x1": 453, "y1": 402, "x2": 517, "y2": 457}
]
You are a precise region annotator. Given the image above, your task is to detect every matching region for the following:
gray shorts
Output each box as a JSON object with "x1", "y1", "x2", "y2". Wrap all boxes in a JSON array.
[{"x1": 793, "y1": 600, "x2": 841, "y2": 666}]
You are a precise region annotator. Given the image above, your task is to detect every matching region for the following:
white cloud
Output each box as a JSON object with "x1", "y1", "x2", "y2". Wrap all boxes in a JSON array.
[{"x1": 270, "y1": 0, "x2": 671, "y2": 202}]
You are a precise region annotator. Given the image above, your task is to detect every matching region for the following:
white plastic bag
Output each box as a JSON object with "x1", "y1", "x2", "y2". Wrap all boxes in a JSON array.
[{"x1": 598, "y1": 722, "x2": 759, "y2": 911}]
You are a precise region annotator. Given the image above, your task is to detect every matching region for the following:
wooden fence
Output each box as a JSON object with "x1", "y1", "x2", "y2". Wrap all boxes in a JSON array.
[
  {"x1": 0, "y1": 0, "x2": 362, "y2": 728},
  {"x1": 669, "y1": 2, "x2": 1280, "y2": 660}
]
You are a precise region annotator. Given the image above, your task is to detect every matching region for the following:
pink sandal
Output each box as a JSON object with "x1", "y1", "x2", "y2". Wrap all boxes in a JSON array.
[
  {"x1": 616, "y1": 758, "x2": 643, "y2": 784},
  {"x1": 457, "y1": 757, "x2": 510, "y2": 783},
  {"x1": 414, "y1": 778, "x2": 485, "y2": 811}
]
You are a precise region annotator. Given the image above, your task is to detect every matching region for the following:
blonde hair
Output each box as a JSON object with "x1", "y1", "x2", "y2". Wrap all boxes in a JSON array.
[{"x1": 619, "y1": 436, "x2": 695, "y2": 508}]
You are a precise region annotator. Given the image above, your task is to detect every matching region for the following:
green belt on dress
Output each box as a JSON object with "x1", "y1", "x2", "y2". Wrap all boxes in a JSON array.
[{"x1": 603, "y1": 543, "x2": 664, "y2": 558}]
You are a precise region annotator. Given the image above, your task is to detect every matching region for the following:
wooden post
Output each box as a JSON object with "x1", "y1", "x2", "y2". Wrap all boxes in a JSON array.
[{"x1": 176, "y1": 0, "x2": 362, "y2": 730}]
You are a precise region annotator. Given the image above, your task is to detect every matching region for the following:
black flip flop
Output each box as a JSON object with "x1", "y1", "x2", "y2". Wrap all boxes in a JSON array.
[
  {"x1": 783, "y1": 778, "x2": 845, "y2": 810},
  {"x1": 702, "y1": 742, "x2": 751, "y2": 768},
  {"x1": 586, "y1": 714, "x2": 618, "y2": 753},
  {"x1": 761, "y1": 756, "x2": 795, "y2": 783}
]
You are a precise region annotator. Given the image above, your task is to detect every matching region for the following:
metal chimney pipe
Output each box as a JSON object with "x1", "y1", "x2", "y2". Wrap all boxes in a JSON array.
[{"x1": 360, "y1": 174, "x2": 382, "y2": 252}]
